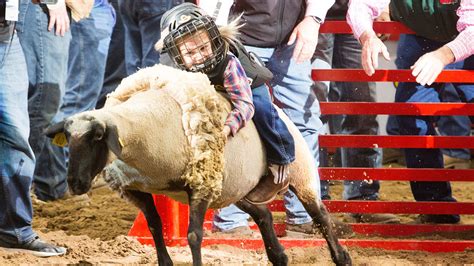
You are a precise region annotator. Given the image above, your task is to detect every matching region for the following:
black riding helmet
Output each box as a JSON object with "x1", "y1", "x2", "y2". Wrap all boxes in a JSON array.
[{"x1": 160, "y1": 3, "x2": 226, "y2": 74}]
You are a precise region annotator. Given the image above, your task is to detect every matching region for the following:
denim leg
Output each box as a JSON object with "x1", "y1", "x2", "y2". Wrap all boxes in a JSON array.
[
  {"x1": 437, "y1": 83, "x2": 471, "y2": 160},
  {"x1": 245, "y1": 45, "x2": 322, "y2": 225},
  {"x1": 330, "y1": 34, "x2": 381, "y2": 200},
  {"x1": 252, "y1": 84, "x2": 295, "y2": 165},
  {"x1": 386, "y1": 115, "x2": 400, "y2": 135},
  {"x1": 119, "y1": 0, "x2": 183, "y2": 74},
  {"x1": 0, "y1": 35, "x2": 37, "y2": 244},
  {"x1": 118, "y1": 0, "x2": 143, "y2": 74},
  {"x1": 97, "y1": 0, "x2": 127, "y2": 109},
  {"x1": 449, "y1": 55, "x2": 474, "y2": 114},
  {"x1": 395, "y1": 35, "x2": 458, "y2": 213},
  {"x1": 312, "y1": 33, "x2": 334, "y2": 199},
  {"x1": 212, "y1": 204, "x2": 249, "y2": 231},
  {"x1": 36, "y1": 3, "x2": 116, "y2": 201},
  {"x1": 16, "y1": 0, "x2": 71, "y2": 200},
  {"x1": 62, "y1": 2, "x2": 115, "y2": 117},
  {"x1": 445, "y1": 56, "x2": 474, "y2": 158}
]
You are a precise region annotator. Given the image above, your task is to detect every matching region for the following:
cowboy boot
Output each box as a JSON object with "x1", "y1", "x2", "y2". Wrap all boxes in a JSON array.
[{"x1": 244, "y1": 164, "x2": 290, "y2": 205}]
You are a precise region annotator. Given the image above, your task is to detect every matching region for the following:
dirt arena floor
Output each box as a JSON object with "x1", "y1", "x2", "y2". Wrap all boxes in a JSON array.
[{"x1": 1, "y1": 162, "x2": 473, "y2": 265}]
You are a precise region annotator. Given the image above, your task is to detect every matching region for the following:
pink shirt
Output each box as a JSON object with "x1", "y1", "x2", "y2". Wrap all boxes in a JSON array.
[{"x1": 347, "y1": 0, "x2": 474, "y2": 62}]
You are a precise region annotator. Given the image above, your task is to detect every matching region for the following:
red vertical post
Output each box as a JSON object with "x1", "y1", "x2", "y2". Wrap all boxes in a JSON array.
[
  {"x1": 153, "y1": 195, "x2": 190, "y2": 242},
  {"x1": 128, "y1": 195, "x2": 190, "y2": 245}
]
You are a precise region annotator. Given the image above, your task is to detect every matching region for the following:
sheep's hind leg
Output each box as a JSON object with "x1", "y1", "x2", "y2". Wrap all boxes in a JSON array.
[
  {"x1": 235, "y1": 200, "x2": 288, "y2": 265},
  {"x1": 186, "y1": 193, "x2": 210, "y2": 266},
  {"x1": 288, "y1": 186, "x2": 352, "y2": 266},
  {"x1": 123, "y1": 190, "x2": 173, "y2": 266}
]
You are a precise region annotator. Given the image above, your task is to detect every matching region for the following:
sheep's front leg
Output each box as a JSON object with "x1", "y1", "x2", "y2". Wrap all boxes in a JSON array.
[
  {"x1": 123, "y1": 190, "x2": 173, "y2": 266},
  {"x1": 186, "y1": 193, "x2": 210, "y2": 266}
]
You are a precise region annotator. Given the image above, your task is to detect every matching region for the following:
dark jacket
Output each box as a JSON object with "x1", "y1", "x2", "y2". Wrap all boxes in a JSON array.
[
  {"x1": 390, "y1": 0, "x2": 460, "y2": 42},
  {"x1": 0, "y1": 1, "x2": 5, "y2": 21},
  {"x1": 229, "y1": 0, "x2": 306, "y2": 47},
  {"x1": 0, "y1": 1, "x2": 15, "y2": 42}
]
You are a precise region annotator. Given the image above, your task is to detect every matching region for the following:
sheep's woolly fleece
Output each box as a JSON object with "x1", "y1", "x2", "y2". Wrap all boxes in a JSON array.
[{"x1": 109, "y1": 64, "x2": 227, "y2": 202}]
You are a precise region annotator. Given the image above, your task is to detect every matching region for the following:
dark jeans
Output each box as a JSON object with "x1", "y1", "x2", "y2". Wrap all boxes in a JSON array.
[
  {"x1": 312, "y1": 33, "x2": 381, "y2": 200},
  {"x1": 387, "y1": 83, "x2": 471, "y2": 160},
  {"x1": 395, "y1": 34, "x2": 474, "y2": 222},
  {"x1": 252, "y1": 84, "x2": 295, "y2": 165},
  {"x1": 118, "y1": 0, "x2": 183, "y2": 75},
  {"x1": 97, "y1": 0, "x2": 127, "y2": 109}
]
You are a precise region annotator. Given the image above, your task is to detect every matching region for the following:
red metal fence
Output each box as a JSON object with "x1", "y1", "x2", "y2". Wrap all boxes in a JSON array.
[{"x1": 128, "y1": 21, "x2": 474, "y2": 253}]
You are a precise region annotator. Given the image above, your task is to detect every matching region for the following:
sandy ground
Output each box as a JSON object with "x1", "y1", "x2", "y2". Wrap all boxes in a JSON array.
[{"x1": 0, "y1": 164, "x2": 473, "y2": 265}]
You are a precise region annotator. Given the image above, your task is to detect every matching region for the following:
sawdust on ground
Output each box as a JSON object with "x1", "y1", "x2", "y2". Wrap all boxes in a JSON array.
[{"x1": 0, "y1": 170, "x2": 473, "y2": 265}]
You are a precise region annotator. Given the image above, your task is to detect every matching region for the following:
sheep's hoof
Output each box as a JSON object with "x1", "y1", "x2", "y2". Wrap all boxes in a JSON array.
[{"x1": 334, "y1": 248, "x2": 352, "y2": 266}]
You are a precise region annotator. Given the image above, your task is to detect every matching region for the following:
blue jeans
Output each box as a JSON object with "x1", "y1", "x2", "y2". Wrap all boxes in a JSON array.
[
  {"x1": 395, "y1": 34, "x2": 474, "y2": 222},
  {"x1": 31, "y1": 2, "x2": 116, "y2": 200},
  {"x1": 0, "y1": 34, "x2": 37, "y2": 244},
  {"x1": 63, "y1": 1, "x2": 115, "y2": 116},
  {"x1": 97, "y1": 0, "x2": 127, "y2": 109},
  {"x1": 387, "y1": 84, "x2": 471, "y2": 160},
  {"x1": 312, "y1": 33, "x2": 381, "y2": 200},
  {"x1": 118, "y1": 0, "x2": 183, "y2": 74},
  {"x1": 437, "y1": 84, "x2": 471, "y2": 160},
  {"x1": 16, "y1": 0, "x2": 72, "y2": 201},
  {"x1": 252, "y1": 84, "x2": 295, "y2": 165},
  {"x1": 213, "y1": 44, "x2": 321, "y2": 230}
]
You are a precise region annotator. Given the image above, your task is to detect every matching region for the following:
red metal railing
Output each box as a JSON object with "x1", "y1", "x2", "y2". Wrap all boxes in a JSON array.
[
  {"x1": 128, "y1": 21, "x2": 474, "y2": 253},
  {"x1": 312, "y1": 69, "x2": 474, "y2": 82},
  {"x1": 321, "y1": 102, "x2": 474, "y2": 115},
  {"x1": 320, "y1": 20, "x2": 415, "y2": 34}
]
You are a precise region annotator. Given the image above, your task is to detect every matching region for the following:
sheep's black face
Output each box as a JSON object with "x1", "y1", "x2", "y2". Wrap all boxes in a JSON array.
[{"x1": 66, "y1": 118, "x2": 111, "y2": 195}]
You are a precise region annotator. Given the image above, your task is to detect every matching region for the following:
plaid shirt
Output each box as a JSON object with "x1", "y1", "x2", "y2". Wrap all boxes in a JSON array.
[
  {"x1": 223, "y1": 54, "x2": 255, "y2": 136},
  {"x1": 347, "y1": 0, "x2": 474, "y2": 61}
]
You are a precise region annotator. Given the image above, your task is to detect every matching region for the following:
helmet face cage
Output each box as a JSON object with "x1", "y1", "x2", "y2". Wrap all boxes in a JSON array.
[{"x1": 163, "y1": 15, "x2": 225, "y2": 74}]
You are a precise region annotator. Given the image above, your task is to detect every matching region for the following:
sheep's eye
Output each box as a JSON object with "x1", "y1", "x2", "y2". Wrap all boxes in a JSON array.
[{"x1": 94, "y1": 131, "x2": 104, "y2": 141}]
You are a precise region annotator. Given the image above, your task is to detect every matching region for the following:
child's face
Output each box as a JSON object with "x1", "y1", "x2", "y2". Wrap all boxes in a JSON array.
[{"x1": 177, "y1": 29, "x2": 214, "y2": 71}]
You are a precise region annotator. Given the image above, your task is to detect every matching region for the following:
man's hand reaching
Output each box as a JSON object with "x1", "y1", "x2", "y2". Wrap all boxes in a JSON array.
[
  {"x1": 359, "y1": 30, "x2": 390, "y2": 76},
  {"x1": 410, "y1": 46, "x2": 455, "y2": 86}
]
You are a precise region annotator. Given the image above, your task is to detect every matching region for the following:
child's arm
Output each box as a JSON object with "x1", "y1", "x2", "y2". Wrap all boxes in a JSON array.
[{"x1": 222, "y1": 56, "x2": 255, "y2": 136}]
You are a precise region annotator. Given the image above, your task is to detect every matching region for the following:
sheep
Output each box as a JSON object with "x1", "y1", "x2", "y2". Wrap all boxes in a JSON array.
[{"x1": 45, "y1": 64, "x2": 351, "y2": 266}]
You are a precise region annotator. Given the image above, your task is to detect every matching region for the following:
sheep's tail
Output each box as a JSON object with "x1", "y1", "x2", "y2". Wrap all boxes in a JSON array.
[{"x1": 218, "y1": 14, "x2": 243, "y2": 54}]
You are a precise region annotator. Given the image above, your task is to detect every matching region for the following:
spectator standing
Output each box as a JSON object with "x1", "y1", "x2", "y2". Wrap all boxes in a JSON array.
[
  {"x1": 97, "y1": 0, "x2": 125, "y2": 109},
  {"x1": 347, "y1": 0, "x2": 474, "y2": 224},
  {"x1": 118, "y1": 0, "x2": 185, "y2": 75},
  {"x1": 313, "y1": 0, "x2": 399, "y2": 223},
  {"x1": 385, "y1": 84, "x2": 472, "y2": 169},
  {"x1": 32, "y1": 0, "x2": 115, "y2": 201},
  {"x1": 212, "y1": 0, "x2": 340, "y2": 236},
  {"x1": 16, "y1": 0, "x2": 72, "y2": 201},
  {"x1": 0, "y1": 0, "x2": 66, "y2": 255}
]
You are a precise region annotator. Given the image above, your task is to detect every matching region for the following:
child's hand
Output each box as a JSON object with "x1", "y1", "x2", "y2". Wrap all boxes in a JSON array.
[{"x1": 222, "y1": 126, "x2": 231, "y2": 138}]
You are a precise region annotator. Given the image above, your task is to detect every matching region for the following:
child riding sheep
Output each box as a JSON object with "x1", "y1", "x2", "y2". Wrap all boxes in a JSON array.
[{"x1": 156, "y1": 3, "x2": 295, "y2": 205}]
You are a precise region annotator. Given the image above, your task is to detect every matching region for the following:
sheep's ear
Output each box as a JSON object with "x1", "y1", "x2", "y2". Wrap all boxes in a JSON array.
[
  {"x1": 44, "y1": 121, "x2": 65, "y2": 138},
  {"x1": 105, "y1": 124, "x2": 122, "y2": 158}
]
